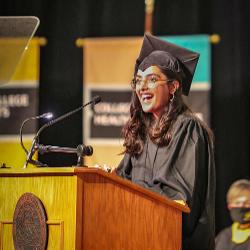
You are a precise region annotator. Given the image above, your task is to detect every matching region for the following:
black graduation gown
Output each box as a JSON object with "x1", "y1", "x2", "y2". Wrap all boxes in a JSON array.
[
  {"x1": 215, "y1": 226, "x2": 250, "y2": 250},
  {"x1": 116, "y1": 113, "x2": 215, "y2": 250}
]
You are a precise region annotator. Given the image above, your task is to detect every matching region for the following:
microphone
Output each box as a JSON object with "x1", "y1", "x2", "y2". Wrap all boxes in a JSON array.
[
  {"x1": 35, "y1": 144, "x2": 93, "y2": 167},
  {"x1": 23, "y1": 96, "x2": 101, "y2": 168},
  {"x1": 20, "y1": 112, "x2": 53, "y2": 154},
  {"x1": 36, "y1": 144, "x2": 93, "y2": 156}
]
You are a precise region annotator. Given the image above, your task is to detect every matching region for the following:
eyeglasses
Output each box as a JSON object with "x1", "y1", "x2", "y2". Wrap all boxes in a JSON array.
[{"x1": 131, "y1": 75, "x2": 173, "y2": 90}]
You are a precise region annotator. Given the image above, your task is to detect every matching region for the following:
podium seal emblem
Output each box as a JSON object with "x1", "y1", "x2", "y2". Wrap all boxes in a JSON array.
[{"x1": 12, "y1": 192, "x2": 48, "y2": 249}]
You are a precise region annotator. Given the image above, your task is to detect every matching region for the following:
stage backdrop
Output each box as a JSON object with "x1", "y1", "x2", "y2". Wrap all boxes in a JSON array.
[
  {"x1": 0, "y1": 38, "x2": 45, "y2": 168},
  {"x1": 79, "y1": 35, "x2": 211, "y2": 168}
]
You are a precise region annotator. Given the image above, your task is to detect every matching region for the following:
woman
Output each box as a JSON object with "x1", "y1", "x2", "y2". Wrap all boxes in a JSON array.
[{"x1": 116, "y1": 34, "x2": 215, "y2": 250}]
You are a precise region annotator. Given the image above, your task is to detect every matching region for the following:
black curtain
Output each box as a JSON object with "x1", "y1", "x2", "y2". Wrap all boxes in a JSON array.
[{"x1": 1, "y1": 0, "x2": 250, "y2": 234}]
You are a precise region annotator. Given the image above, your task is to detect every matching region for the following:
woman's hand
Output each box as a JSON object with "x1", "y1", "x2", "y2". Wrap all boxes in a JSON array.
[
  {"x1": 174, "y1": 200, "x2": 186, "y2": 206},
  {"x1": 91, "y1": 164, "x2": 116, "y2": 173}
]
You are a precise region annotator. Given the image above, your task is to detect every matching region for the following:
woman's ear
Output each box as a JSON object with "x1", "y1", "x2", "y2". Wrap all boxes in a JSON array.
[{"x1": 169, "y1": 80, "x2": 180, "y2": 95}]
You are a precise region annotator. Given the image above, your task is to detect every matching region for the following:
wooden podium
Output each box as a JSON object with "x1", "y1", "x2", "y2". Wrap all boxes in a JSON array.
[{"x1": 0, "y1": 167, "x2": 189, "y2": 250}]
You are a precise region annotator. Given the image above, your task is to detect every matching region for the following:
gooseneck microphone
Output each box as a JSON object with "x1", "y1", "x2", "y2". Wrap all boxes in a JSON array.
[
  {"x1": 23, "y1": 95, "x2": 101, "y2": 168},
  {"x1": 35, "y1": 95, "x2": 101, "y2": 140},
  {"x1": 20, "y1": 112, "x2": 53, "y2": 154}
]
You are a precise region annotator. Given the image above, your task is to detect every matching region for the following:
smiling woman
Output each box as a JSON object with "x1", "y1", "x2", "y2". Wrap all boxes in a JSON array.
[
  {"x1": 115, "y1": 34, "x2": 216, "y2": 250},
  {"x1": 133, "y1": 66, "x2": 178, "y2": 118}
]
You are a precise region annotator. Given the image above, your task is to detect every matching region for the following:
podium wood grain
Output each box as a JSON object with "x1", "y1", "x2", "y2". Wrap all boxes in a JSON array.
[{"x1": 75, "y1": 169, "x2": 189, "y2": 250}]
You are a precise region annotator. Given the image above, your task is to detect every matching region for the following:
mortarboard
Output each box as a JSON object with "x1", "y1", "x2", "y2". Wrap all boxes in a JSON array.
[{"x1": 135, "y1": 34, "x2": 200, "y2": 96}]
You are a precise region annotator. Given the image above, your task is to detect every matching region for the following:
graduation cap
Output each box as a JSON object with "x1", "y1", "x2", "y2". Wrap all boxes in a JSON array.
[{"x1": 135, "y1": 34, "x2": 200, "y2": 96}]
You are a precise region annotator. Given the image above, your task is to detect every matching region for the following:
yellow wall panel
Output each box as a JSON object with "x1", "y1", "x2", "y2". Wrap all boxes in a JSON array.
[
  {"x1": 11, "y1": 41, "x2": 39, "y2": 82},
  {"x1": 83, "y1": 37, "x2": 142, "y2": 83},
  {"x1": 84, "y1": 144, "x2": 124, "y2": 168},
  {"x1": 0, "y1": 141, "x2": 32, "y2": 168}
]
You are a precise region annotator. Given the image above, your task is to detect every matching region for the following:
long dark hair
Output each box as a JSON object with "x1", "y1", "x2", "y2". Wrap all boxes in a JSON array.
[{"x1": 122, "y1": 68, "x2": 214, "y2": 156}]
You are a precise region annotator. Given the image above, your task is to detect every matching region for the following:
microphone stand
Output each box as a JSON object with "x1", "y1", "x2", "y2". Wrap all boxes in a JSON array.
[{"x1": 23, "y1": 137, "x2": 48, "y2": 168}]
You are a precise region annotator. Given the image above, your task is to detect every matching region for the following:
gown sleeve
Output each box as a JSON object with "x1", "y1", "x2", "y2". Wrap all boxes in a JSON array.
[
  {"x1": 215, "y1": 227, "x2": 232, "y2": 250},
  {"x1": 115, "y1": 153, "x2": 132, "y2": 180}
]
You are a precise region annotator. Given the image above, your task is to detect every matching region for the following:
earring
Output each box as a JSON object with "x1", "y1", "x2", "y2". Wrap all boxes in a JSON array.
[{"x1": 169, "y1": 92, "x2": 175, "y2": 103}]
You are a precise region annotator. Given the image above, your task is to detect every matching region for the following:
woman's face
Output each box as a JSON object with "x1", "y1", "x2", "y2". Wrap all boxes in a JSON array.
[{"x1": 135, "y1": 66, "x2": 176, "y2": 119}]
